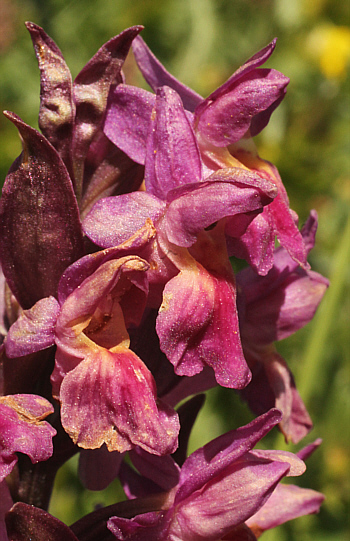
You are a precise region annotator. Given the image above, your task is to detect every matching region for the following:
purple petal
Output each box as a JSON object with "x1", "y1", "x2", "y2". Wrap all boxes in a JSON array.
[
  {"x1": 172, "y1": 456, "x2": 290, "y2": 541},
  {"x1": 58, "y1": 349, "x2": 179, "y2": 455},
  {"x1": 240, "y1": 270, "x2": 328, "y2": 345},
  {"x1": 240, "y1": 351, "x2": 312, "y2": 444},
  {"x1": 236, "y1": 210, "x2": 323, "y2": 305},
  {"x1": 104, "y1": 85, "x2": 155, "y2": 164},
  {"x1": 0, "y1": 113, "x2": 84, "y2": 309},
  {"x1": 176, "y1": 409, "x2": 282, "y2": 503},
  {"x1": 297, "y1": 438, "x2": 322, "y2": 461},
  {"x1": 246, "y1": 484, "x2": 325, "y2": 535},
  {"x1": 5, "y1": 503, "x2": 79, "y2": 541},
  {"x1": 144, "y1": 87, "x2": 202, "y2": 200},
  {"x1": 164, "y1": 168, "x2": 277, "y2": 247},
  {"x1": 72, "y1": 26, "x2": 143, "y2": 197},
  {"x1": 227, "y1": 211, "x2": 276, "y2": 275},
  {"x1": 0, "y1": 394, "x2": 56, "y2": 482},
  {"x1": 58, "y1": 224, "x2": 155, "y2": 304},
  {"x1": 5, "y1": 297, "x2": 60, "y2": 358},
  {"x1": 196, "y1": 39, "x2": 278, "y2": 114},
  {"x1": 258, "y1": 162, "x2": 309, "y2": 269},
  {"x1": 83, "y1": 192, "x2": 165, "y2": 248},
  {"x1": 156, "y1": 265, "x2": 251, "y2": 388},
  {"x1": 196, "y1": 69, "x2": 289, "y2": 146},
  {"x1": 132, "y1": 36, "x2": 202, "y2": 111},
  {"x1": 249, "y1": 449, "x2": 306, "y2": 477}
]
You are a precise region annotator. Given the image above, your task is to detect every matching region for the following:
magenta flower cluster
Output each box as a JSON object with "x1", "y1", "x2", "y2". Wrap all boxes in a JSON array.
[{"x1": 0, "y1": 23, "x2": 327, "y2": 541}]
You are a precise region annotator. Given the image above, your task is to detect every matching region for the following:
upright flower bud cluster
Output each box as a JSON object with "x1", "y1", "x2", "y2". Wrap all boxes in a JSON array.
[{"x1": 0, "y1": 23, "x2": 326, "y2": 540}]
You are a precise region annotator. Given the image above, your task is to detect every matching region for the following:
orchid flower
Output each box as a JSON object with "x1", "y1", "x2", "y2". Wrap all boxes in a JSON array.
[
  {"x1": 84, "y1": 85, "x2": 277, "y2": 390},
  {"x1": 104, "y1": 36, "x2": 308, "y2": 275},
  {"x1": 107, "y1": 409, "x2": 324, "y2": 541}
]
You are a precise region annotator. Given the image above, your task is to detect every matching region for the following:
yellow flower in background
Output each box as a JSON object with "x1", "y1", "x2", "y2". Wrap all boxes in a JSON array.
[{"x1": 307, "y1": 24, "x2": 350, "y2": 79}]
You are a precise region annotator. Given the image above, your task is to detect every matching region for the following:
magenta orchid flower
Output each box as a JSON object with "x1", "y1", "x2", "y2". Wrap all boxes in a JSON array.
[
  {"x1": 5, "y1": 239, "x2": 179, "y2": 456},
  {"x1": 107, "y1": 409, "x2": 323, "y2": 541},
  {"x1": 84, "y1": 85, "x2": 277, "y2": 390},
  {"x1": 104, "y1": 36, "x2": 308, "y2": 275}
]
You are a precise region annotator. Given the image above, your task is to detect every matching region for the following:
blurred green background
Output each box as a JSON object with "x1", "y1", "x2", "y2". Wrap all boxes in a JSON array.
[{"x1": 0, "y1": 0, "x2": 349, "y2": 539}]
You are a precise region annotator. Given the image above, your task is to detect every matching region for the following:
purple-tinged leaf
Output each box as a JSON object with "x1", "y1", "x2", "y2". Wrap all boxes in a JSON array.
[
  {"x1": 144, "y1": 87, "x2": 202, "y2": 200},
  {"x1": 5, "y1": 503, "x2": 79, "y2": 541},
  {"x1": 26, "y1": 22, "x2": 75, "y2": 177},
  {"x1": 72, "y1": 26, "x2": 143, "y2": 199},
  {"x1": 6, "y1": 296, "x2": 59, "y2": 358},
  {"x1": 132, "y1": 36, "x2": 202, "y2": 112},
  {"x1": 173, "y1": 394, "x2": 206, "y2": 466},
  {"x1": 0, "y1": 113, "x2": 84, "y2": 309},
  {"x1": 104, "y1": 85, "x2": 155, "y2": 164}
]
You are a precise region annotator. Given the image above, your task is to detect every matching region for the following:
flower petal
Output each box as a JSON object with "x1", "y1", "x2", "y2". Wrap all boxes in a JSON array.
[
  {"x1": 132, "y1": 35, "x2": 202, "y2": 112},
  {"x1": 164, "y1": 168, "x2": 277, "y2": 247},
  {"x1": 6, "y1": 297, "x2": 59, "y2": 358},
  {"x1": 0, "y1": 394, "x2": 56, "y2": 481},
  {"x1": 83, "y1": 192, "x2": 164, "y2": 248},
  {"x1": 144, "y1": 87, "x2": 202, "y2": 200},
  {"x1": 104, "y1": 85, "x2": 155, "y2": 164},
  {"x1": 176, "y1": 409, "x2": 282, "y2": 503},
  {"x1": 196, "y1": 69, "x2": 289, "y2": 146},
  {"x1": 58, "y1": 348, "x2": 179, "y2": 454},
  {"x1": 156, "y1": 264, "x2": 250, "y2": 388},
  {"x1": 246, "y1": 484, "x2": 325, "y2": 536},
  {"x1": 172, "y1": 456, "x2": 290, "y2": 541}
]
